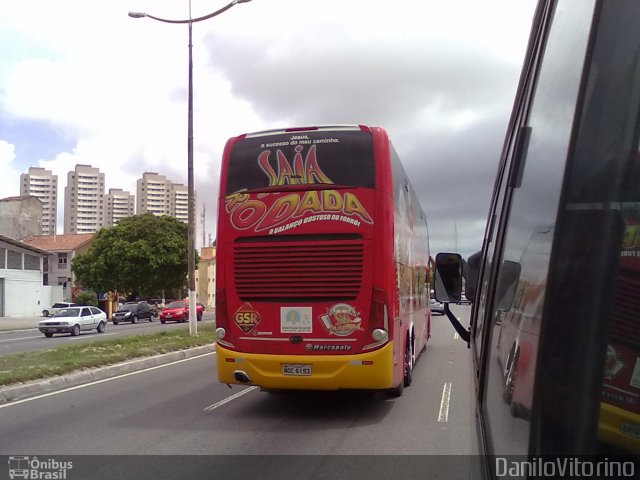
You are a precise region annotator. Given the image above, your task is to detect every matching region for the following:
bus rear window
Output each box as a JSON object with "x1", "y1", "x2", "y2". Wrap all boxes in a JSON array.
[{"x1": 225, "y1": 129, "x2": 375, "y2": 194}]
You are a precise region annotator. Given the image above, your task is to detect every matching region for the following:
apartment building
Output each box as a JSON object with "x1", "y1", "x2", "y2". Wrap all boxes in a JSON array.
[
  {"x1": 15, "y1": 167, "x2": 192, "y2": 234},
  {"x1": 137, "y1": 172, "x2": 171, "y2": 217},
  {"x1": 19, "y1": 167, "x2": 58, "y2": 235},
  {"x1": 137, "y1": 172, "x2": 191, "y2": 223},
  {"x1": 104, "y1": 188, "x2": 135, "y2": 227},
  {"x1": 64, "y1": 165, "x2": 105, "y2": 234},
  {"x1": 170, "y1": 183, "x2": 189, "y2": 223}
]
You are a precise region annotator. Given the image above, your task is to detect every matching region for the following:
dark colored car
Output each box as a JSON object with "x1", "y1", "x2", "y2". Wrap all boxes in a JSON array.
[{"x1": 112, "y1": 301, "x2": 154, "y2": 325}]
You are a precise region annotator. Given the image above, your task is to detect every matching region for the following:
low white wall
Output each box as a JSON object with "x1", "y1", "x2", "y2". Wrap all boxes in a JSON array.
[{"x1": 0, "y1": 273, "x2": 63, "y2": 316}]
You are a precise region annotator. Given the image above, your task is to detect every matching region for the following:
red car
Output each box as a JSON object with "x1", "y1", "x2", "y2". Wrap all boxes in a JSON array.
[{"x1": 159, "y1": 300, "x2": 204, "y2": 323}]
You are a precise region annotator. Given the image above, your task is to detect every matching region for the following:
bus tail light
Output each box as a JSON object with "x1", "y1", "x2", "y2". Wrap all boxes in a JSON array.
[
  {"x1": 370, "y1": 287, "x2": 388, "y2": 332},
  {"x1": 216, "y1": 327, "x2": 227, "y2": 340}
]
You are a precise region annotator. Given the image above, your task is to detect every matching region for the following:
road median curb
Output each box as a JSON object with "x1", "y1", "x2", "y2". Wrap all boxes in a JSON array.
[{"x1": 0, "y1": 344, "x2": 216, "y2": 405}]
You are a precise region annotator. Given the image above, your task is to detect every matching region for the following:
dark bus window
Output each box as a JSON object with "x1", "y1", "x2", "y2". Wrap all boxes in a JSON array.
[
  {"x1": 482, "y1": 0, "x2": 596, "y2": 457},
  {"x1": 225, "y1": 129, "x2": 375, "y2": 194}
]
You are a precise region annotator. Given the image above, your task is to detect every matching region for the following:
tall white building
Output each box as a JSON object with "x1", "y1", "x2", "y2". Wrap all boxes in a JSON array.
[
  {"x1": 104, "y1": 188, "x2": 135, "y2": 227},
  {"x1": 20, "y1": 167, "x2": 58, "y2": 235},
  {"x1": 137, "y1": 172, "x2": 171, "y2": 217},
  {"x1": 64, "y1": 164, "x2": 105, "y2": 234},
  {"x1": 170, "y1": 183, "x2": 189, "y2": 223},
  {"x1": 137, "y1": 172, "x2": 192, "y2": 223}
]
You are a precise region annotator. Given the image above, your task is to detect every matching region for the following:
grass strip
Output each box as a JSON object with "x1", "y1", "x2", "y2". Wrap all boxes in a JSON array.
[{"x1": 0, "y1": 325, "x2": 215, "y2": 386}]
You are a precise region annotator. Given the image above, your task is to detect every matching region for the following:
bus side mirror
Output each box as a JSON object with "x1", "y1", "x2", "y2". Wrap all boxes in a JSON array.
[
  {"x1": 434, "y1": 252, "x2": 464, "y2": 303},
  {"x1": 435, "y1": 252, "x2": 470, "y2": 346}
]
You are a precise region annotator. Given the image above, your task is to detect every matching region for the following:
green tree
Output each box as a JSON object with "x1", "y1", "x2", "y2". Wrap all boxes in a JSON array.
[
  {"x1": 75, "y1": 290, "x2": 98, "y2": 306},
  {"x1": 72, "y1": 214, "x2": 195, "y2": 298}
]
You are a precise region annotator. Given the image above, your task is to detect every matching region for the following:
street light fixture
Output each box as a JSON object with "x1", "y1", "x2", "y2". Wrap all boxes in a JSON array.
[{"x1": 129, "y1": 0, "x2": 252, "y2": 336}]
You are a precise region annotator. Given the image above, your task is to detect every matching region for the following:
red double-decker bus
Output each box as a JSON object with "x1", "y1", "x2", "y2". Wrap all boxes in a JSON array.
[{"x1": 214, "y1": 125, "x2": 431, "y2": 395}]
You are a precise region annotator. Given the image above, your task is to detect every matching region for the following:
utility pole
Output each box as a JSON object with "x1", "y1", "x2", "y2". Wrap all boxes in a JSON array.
[{"x1": 201, "y1": 203, "x2": 206, "y2": 249}]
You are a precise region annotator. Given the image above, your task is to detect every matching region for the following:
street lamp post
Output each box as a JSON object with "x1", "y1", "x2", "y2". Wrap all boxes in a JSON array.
[{"x1": 129, "y1": 0, "x2": 252, "y2": 336}]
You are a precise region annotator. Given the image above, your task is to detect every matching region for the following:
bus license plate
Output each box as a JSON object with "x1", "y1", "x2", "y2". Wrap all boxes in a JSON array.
[
  {"x1": 621, "y1": 421, "x2": 640, "y2": 439},
  {"x1": 282, "y1": 364, "x2": 312, "y2": 376}
]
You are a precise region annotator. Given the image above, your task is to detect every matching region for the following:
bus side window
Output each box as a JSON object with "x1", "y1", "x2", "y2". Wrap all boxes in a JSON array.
[{"x1": 479, "y1": 0, "x2": 596, "y2": 458}]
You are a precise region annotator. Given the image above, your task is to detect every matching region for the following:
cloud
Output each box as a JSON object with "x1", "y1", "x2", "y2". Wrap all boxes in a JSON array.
[
  {"x1": 0, "y1": 140, "x2": 20, "y2": 198},
  {"x1": 0, "y1": 0, "x2": 537, "y2": 256}
]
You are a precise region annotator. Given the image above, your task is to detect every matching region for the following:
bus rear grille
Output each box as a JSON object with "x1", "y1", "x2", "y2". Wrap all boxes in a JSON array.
[
  {"x1": 233, "y1": 240, "x2": 364, "y2": 301},
  {"x1": 610, "y1": 273, "x2": 640, "y2": 348}
]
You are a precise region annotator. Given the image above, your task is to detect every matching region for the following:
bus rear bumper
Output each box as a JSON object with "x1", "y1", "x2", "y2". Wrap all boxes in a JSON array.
[
  {"x1": 598, "y1": 402, "x2": 640, "y2": 452},
  {"x1": 215, "y1": 342, "x2": 395, "y2": 391}
]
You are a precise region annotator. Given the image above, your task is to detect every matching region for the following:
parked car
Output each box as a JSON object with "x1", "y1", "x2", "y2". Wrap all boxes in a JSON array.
[
  {"x1": 428, "y1": 289, "x2": 445, "y2": 315},
  {"x1": 458, "y1": 291, "x2": 472, "y2": 305},
  {"x1": 429, "y1": 296, "x2": 445, "y2": 316},
  {"x1": 39, "y1": 306, "x2": 107, "y2": 337},
  {"x1": 112, "y1": 301, "x2": 154, "y2": 325},
  {"x1": 42, "y1": 302, "x2": 79, "y2": 317},
  {"x1": 159, "y1": 300, "x2": 204, "y2": 323}
]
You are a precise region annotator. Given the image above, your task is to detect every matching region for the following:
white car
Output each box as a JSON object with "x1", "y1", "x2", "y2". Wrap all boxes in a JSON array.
[
  {"x1": 430, "y1": 297, "x2": 445, "y2": 315},
  {"x1": 39, "y1": 306, "x2": 108, "y2": 337},
  {"x1": 42, "y1": 302, "x2": 79, "y2": 317}
]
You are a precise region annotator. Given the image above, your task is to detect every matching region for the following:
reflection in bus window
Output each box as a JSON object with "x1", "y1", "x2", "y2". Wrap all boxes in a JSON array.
[
  {"x1": 483, "y1": 0, "x2": 594, "y2": 456},
  {"x1": 566, "y1": 0, "x2": 640, "y2": 454}
]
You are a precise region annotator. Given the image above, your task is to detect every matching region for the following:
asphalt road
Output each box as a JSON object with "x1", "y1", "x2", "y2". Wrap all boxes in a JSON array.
[
  {"x1": 0, "y1": 305, "x2": 472, "y2": 479},
  {"x1": 0, "y1": 312, "x2": 215, "y2": 356}
]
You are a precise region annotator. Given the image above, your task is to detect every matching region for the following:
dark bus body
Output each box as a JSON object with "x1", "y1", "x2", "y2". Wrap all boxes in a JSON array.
[{"x1": 435, "y1": 0, "x2": 640, "y2": 477}]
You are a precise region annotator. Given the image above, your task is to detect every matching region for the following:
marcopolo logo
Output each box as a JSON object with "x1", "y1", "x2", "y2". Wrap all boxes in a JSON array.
[{"x1": 8, "y1": 456, "x2": 72, "y2": 480}]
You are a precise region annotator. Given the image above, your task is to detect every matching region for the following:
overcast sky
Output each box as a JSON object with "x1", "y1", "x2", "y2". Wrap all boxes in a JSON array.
[{"x1": 0, "y1": 0, "x2": 537, "y2": 259}]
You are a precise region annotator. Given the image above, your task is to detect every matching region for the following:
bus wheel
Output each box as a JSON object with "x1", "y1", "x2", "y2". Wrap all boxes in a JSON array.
[
  {"x1": 503, "y1": 347, "x2": 519, "y2": 404},
  {"x1": 403, "y1": 338, "x2": 413, "y2": 387},
  {"x1": 511, "y1": 400, "x2": 526, "y2": 418},
  {"x1": 386, "y1": 379, "x2": 404, "y2": 398}
]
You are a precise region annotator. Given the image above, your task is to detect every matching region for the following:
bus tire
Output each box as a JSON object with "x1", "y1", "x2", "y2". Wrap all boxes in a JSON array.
[
  {"x1": 511, "y1": 400, "x2": 526, "y2": 419},
  {"x1": 503, "y1": 347, "x2": 519, "y2": 405},
  {"x1": 404, "y1": 340, "x2": 414, "y2": 387},
  {"x1": 386, "y1": 380, "x2": 404, "y2": 398}
]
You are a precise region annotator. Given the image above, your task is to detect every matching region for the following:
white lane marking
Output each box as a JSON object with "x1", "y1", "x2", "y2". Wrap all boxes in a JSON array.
[
  {"x1": 0, "y1": 335, "x2": 42, "y2": 343},
  {"x1": 438, "y1": 382, "x2": 452, "y2": 422},
  {"x1": 454, "y1": 332, "x2": 459, "y2": 340},
  {"x1": 203, "y1": 386, "x2": 258, "y2": 411},
  {"x1": 0, "y1": 351, "x2": 216, "y2": 409}
]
